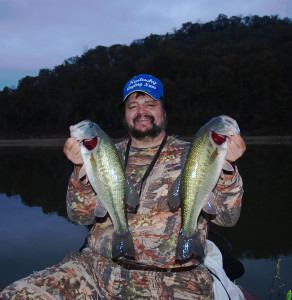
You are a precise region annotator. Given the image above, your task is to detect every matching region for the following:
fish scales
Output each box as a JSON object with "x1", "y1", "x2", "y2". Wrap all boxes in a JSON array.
[
  {"x1": 86, "y1": 137, "x2": 128, "y2": 231},
  {"x1": 170, "y1": 115, "x2": 240, "y2": 262},
  {"x1": 181, "y1": 129, "x2": 221, "y2": 237}
]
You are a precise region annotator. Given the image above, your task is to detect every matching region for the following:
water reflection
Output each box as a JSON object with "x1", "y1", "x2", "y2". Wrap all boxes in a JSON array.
[
  {"x1": 0, "y1": 193, "x2": 87, "y2": 290},
  {"x1": 0, "y1": 147, "x2": 86, "y2": 290},
  {"x1": 0, "y1": 147, "x2": 71, "y2": 217},
  {"x1": 210, "y1": 144, "x2": 292, "y2": 259},
  {"x1": 0, "y1": 145, "x2": 291, "y2": 298}
]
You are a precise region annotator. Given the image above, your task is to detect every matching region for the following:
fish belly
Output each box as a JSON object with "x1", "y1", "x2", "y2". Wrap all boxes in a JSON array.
[
  {"x1": 177, "y1": 136, "x2": 225, "y2": 261},
  {"x1": 83, "y1": 145, "x2": 128, "y2": 234}
]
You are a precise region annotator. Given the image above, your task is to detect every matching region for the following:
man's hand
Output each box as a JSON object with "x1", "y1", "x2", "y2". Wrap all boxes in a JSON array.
[
  {"x1": 63, "y1": 126, "x2": 83, "y2": 165},
  {"x1": 226, "y1": 134, "x2": 246, "y2": 163},
  {"x1": 63, "y1": 137, "x2": 83, "y2": 165}
]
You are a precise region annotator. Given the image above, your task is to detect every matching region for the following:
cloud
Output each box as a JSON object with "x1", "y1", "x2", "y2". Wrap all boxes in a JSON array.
[{"x1": 0, "y1": 0, "x2": 291, "y2": 89}]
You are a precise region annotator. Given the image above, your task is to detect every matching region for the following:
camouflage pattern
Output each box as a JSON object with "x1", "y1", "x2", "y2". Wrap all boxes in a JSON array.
[{"x1": 0, "y1": 136, "x2": 243, "y2": 299}]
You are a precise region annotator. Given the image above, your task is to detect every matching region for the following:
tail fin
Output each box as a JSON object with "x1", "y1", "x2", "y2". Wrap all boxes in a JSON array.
[
  {"x1": 112, "y1": 229, "x2": 135, "y2": 260},
  {"x1": 175, "y1": 229, "x2": 204, "y2": 262}
]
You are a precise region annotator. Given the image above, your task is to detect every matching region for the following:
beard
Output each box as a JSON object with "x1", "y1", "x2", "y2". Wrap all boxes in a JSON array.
[{"x1": 125, "y1": 114, "x2": 167, "y2": 140}]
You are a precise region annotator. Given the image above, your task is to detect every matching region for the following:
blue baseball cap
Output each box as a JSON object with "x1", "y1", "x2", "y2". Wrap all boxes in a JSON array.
[{"x1": 123, "y1": 74, "x2": 164, "y2": 102}]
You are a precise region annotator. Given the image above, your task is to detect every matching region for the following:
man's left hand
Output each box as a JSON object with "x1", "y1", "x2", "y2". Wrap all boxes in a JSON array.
[{"x1": 226, "y1": 134, "x2": 246, "y2": 163}]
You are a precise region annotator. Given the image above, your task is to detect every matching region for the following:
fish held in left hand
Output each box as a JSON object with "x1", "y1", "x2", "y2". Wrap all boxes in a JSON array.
[
  {"x1": 169, "y1": 115, "x2": 240, "y2": 262},
  {"x1": 70, "y1": 120, "x2": 139, "y2": 260}
]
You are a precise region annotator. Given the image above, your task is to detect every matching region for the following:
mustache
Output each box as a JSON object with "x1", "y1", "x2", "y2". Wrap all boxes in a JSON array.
[{"x1": 133, "y1": 114, "x2": 155, "y2": 124}]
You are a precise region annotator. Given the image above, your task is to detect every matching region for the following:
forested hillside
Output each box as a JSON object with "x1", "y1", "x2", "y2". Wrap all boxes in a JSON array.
[{"x1": 0, "y1": 14, "x2": 291, "y2": 138}]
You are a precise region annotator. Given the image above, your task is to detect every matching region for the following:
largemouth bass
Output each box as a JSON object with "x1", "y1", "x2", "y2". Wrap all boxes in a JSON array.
[
  {"x1": 70, "y1": 120, "x2": 139, "y2": 259},
  {"x1": 169, "y1": 115, "x2": 240, "y2": 262}
]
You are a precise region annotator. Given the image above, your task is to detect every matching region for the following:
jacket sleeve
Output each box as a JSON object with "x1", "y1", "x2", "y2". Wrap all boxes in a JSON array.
[
  {"x1": 211, "y1": 166, "x2": 244, "y2": 227},
  {"x1": 66, "y1": 168, "x2": 97, "y2": 225}
]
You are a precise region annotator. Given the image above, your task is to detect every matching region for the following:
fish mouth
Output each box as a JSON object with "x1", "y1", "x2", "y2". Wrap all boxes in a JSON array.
[
  {"x1": 211, "y1": 131, "x2": 227, "y2": 146},
  {"x1": 82, "y1": 137, "x2": 99, "y2": 151},
  {"x1": 208, "y1": 115, "x2": 240, "y2": 144}
]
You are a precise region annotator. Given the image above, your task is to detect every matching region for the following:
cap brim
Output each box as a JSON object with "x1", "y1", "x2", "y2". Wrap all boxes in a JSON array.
[{"x1": 123, "y1": 90, "x2": 161, "y2": 102}]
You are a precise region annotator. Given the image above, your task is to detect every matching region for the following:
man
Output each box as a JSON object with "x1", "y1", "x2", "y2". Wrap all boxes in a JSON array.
[{"x1": 0, "y1": 74, "x2": 245, "y2": 299}]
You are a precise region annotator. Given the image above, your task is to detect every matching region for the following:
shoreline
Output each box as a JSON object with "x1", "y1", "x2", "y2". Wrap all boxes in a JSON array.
[{"x1": 0, "y1": 136, "x2": 291, "y2": 147}]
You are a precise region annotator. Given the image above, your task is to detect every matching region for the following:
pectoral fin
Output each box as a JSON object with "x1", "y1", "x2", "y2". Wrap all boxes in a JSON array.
[
  {"x1": 94, "y1": 198, "x2": 108, "y2": 217},
  {"x1": 78, "y1": 165, "x2": 87, "y2": 179},
  {"x1": 202, "y1": 193, "x2": 217, "y2": 215},
  {"x1": 168, "y1": 176, "x2": 182, "y2": 211},
  {"x1": 222, "y1": 160, "x2": 234, "y2": 172}
]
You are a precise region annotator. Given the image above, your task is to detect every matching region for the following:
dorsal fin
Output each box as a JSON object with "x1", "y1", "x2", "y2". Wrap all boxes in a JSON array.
[
  {"x1": 168, "y1": 176, "x2": 182, "y2": 211},
  {"x1": 125, "y1": 178, "x2": 140, "y2": 212}
]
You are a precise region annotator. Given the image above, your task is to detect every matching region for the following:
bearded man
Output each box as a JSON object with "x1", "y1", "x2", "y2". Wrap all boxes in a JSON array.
[{"x1": 0, "y1": 74, "x2": 246, "y2": 299}]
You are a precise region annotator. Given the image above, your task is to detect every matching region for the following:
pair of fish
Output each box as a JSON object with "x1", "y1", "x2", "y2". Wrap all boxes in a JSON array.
[
  {"x1": 169, "y1": 115, "x2": 240, "y2": 262},
  {"x1": 71, "y1": 115, "x2": 240, "y2": 263},
  {"x1": 70, "y1": 120, "x2": 139, "y2": 260}
]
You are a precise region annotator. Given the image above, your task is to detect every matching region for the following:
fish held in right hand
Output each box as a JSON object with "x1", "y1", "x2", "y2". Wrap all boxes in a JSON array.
[{"x1": 70, "y1": 120, "x2": 139, "y2": 260}]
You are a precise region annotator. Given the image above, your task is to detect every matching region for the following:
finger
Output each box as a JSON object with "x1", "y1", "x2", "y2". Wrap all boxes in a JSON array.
[
  {"x1": 231, "y1": 134, "x2": 243, "y2": 144},
  {"x1": 232, "y1": 135, "x2": 246, "y2": 153},
  {"x1": 64, "y1": 137, "x2": 81, "y2": 162},
  {"x1": 64, "y1": 137, "x2": 76, "y2": 153},
  {"x1": 63, "y1": 138, "x2": 74, "y2": 156},
  {"x1": 72, "y1": 144, "x2": 82, "y2": 158},
  {"x1": 226, "y1": 135, "x2": 246, "y2": 162}
]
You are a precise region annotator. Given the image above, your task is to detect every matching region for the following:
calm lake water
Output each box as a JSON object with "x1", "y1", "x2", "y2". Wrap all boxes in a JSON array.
[{"x1": 0, "y1": 143, "x2": 291, "y2": 299}]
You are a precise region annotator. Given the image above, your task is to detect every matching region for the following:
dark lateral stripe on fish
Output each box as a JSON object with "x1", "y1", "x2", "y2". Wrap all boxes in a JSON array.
[
  {"x1": 89, "y1": 153, "x2": 97, "y2": 169},
  {"x1": 71, "y1": 120, "x2": 137, "y2": 260},
  {"x1": 174, "y1": 115, "x2": 240, "y2": 262}
]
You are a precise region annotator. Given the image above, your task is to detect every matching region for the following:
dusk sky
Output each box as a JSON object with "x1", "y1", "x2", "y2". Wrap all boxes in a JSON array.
[{"x1": 0, "y1": 0, "x2": 291, "y2": 90}]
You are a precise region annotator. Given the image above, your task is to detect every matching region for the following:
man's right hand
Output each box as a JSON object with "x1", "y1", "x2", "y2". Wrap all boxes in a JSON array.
[
  {"x1": 63, "y1": 137, "x2": 83, "y2": 165},
  {"x1": 64, "y1": 136, "x2": 86, "y2": 180}
]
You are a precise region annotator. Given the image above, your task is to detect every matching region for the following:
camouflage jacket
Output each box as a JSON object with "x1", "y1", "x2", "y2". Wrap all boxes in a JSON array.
[{"x1": 67, "y1": 136, "x2": 243, "y2": 268}]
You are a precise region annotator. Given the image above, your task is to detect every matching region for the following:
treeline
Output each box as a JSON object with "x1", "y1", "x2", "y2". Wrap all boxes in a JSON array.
[{"x1": 0, "y1": 14, "x2": 291, "y2": 138}]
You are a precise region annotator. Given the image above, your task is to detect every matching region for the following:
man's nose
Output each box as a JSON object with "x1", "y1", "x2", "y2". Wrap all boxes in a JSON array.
[{"x1": 137, "y1": 105, "x2": 147, "y2": 114}]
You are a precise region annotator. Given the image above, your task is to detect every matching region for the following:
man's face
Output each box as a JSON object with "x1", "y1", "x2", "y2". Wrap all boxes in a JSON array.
[{"x1": 124, "y1": 93, "x2": 167, "y2": 140}]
